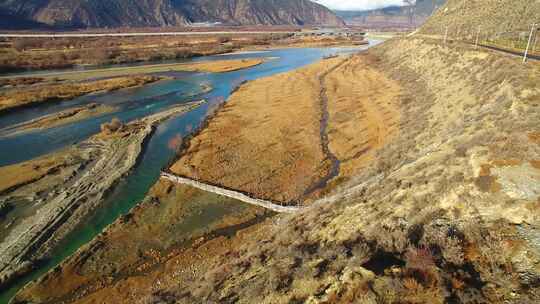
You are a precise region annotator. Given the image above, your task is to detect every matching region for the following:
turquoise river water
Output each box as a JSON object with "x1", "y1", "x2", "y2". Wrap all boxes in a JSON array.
[{"x1": 0, "y1": 40, "x2": 380, "y2": 303}]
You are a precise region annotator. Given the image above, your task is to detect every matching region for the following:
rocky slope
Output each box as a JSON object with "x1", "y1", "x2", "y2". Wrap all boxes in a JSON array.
[{"x1": 0, "y1": 0, "x2": 345, "y2": 28}]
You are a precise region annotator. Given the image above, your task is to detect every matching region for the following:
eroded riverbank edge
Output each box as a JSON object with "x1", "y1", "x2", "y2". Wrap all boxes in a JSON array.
[{"x1": 0, "y1": 101, "x2": 206, "y2": 291}]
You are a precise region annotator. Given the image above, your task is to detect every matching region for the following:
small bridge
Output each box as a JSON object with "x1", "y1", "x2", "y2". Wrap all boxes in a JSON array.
[{"x1": 160, "y1": 172, "x2": 301, "y2": 213}]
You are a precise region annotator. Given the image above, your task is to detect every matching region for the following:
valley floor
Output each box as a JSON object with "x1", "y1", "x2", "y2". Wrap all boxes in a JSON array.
[{"x1": 10, "y1": 36, "x2": 540, "y2": 303}]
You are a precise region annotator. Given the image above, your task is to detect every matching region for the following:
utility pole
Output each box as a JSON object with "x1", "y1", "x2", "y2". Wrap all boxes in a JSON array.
[
  {"x1": 475, "y1": 27, "x2": 481, "y2": 49},
  {"x1": 533, "y1": 30, "x2": 538, "y2": 52},
  {"x1": 403, "y1": 0, "x2": 416, "y2": 27},
  {"x1": 523, "y1": 23, "x2": 537, "y2": 63}
]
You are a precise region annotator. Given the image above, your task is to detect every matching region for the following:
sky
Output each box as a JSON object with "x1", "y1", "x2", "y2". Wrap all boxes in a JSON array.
[{"x1": 312, "y1": 0, "x2": 409, "y2": 11}]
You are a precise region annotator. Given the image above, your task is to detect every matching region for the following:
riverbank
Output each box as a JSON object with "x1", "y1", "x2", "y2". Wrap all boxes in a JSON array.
[
  {"x1": 0, "y1": 103, "x2": 116, "y2": 136},
  {"x1": 0, "y1": 75, "x2": 163, "y2": 113},
  {"x1": 0, "y1": 46, "x2": 374, "y2": 303},
  {"x1": 0, "y1": 101, "x2": 205, "y2": 291},
  {"x1": 1, "y1": 58, "x2": 267, "y2": 82},
  {"x1": 0, "y1": 33, "x2": 364, "y2": 74},
  {"x1": 169, "y1": 54, "x2": 400, "y2": 204},
  {"x1": 14, "y1": 178, "x2": 272, "y2": 304}
]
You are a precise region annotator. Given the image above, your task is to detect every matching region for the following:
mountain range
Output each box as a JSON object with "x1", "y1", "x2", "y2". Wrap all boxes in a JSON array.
[
  {"x1": 0, "y1": 0, "x2": 345, "y2": 29},
  {"x1": 336, "y1": 0, "x2": 446, "y2": 28}
]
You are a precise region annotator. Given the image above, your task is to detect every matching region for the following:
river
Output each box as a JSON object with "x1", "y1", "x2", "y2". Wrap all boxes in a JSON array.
[{"x1": 0, "y1": 40, "x2": 380, "y2": 303}]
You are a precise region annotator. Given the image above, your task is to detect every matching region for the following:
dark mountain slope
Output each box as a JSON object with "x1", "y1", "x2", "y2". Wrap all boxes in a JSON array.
[
  {"x1": 0, "y1": 0, "x2": 345, "y2": 29},
  {"x1": 336, "y1": 0, "x2": 446, "y2": 28}
]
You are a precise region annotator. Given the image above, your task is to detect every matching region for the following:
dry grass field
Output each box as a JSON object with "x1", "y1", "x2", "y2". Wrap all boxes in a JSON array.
[
  {"x1": 325, "y1": 54, "x2": 401, "y2": 183},
  {"x1": 171, "y1": 59, "x2": 335, "y2": 203},
  {"x1": 170, "y1": 55, "x2": 400, "y2": 204}
]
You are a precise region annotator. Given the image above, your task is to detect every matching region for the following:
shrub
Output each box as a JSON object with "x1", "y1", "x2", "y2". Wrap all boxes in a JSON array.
[
  {"x1": 216, "y1": 36, "x2": 231, "y2": 44},
  {"x1": 100, "y1": 117, "x2": 123, "y2": 135},
  {"x1": 405, "y1": 246, "x2": 435, "y2": 271},
  {"x1": 13, "y1": 39, "x2": 36, "y2": 51}
]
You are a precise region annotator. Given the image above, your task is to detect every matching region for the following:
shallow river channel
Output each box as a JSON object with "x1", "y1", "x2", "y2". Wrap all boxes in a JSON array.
[{"x1": 0, "y1": 41, "x2": 380, "y2": 303}]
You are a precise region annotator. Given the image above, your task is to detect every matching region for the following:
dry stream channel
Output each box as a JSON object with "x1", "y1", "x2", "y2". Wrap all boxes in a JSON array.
[{"x1": 0, "y1": 40, "x2": 380, "y2": 303}]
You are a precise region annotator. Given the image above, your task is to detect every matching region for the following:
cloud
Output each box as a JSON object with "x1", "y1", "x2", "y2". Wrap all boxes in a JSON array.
[{"x1": 313, "y1": 0, "x2": 408, "y2": 11}]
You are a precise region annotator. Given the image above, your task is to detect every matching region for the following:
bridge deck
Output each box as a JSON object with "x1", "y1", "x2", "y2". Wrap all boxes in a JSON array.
[{"x1": 160, "y1": 172, "x2": 301, "y2": 213}]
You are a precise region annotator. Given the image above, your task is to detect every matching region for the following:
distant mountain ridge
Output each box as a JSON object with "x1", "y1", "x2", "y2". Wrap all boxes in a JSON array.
[
  {"x1": 0, "y1": 0, "x2": 345, "y2": 29},
  {"x1": 336, "y1": 0, "x2": 446, "y2": 28}
]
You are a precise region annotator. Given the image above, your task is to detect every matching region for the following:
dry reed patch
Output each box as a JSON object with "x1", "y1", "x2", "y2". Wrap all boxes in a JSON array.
[
  {"x1": 171, "y1": 59, "x2": 347, "y2": 203},
  {"x1": 325, "y1": 54, "x2": 401, "y2": 179},
  {"x1": 178, "y1": 58, "x2": 265, "y2": 73},
  {"x1": 0, "y1": 152, "x2": 72, "y2": 193}
]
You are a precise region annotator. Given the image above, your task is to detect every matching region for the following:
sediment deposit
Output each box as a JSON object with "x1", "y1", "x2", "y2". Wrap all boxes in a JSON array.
[
  {"x1": 0, "y1": 101, "x2": 204, "y2": 290},
  {"x1": 0, "y1": 103, "x2": 116, "y2": 136},
  {"x1": 0, "y1": 75, "x2": 163, "y2": 113}
]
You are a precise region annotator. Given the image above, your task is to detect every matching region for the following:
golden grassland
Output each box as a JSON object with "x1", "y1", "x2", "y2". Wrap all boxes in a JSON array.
[
  {"x1": 0, "y1": 151, "x2": 74, "y2": 194},
  {"x1": 325, "y1": 54, "x2": 401, "y2": 181},
  {"x1": 14, "y1": 37, "x2": 540, "y2": 304},
  {"x1": 176, "y1": 58, "x2": 266, "y2": 73},
  {"x1": 171, "y1": 59, "x2": 335, "y2": 203},
  {"x1": 170, "y1": 54, "x2": 400, "y2": 203}
]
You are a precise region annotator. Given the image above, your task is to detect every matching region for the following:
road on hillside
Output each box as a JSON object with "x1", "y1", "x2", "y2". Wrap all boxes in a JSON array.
[{"x1": 477, "y1": 43, "x2": 540, "y2": 61}]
